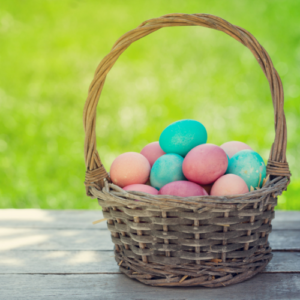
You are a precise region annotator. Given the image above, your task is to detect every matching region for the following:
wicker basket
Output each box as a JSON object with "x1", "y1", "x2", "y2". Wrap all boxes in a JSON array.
[{"x1": 83, "y1": 14, "x2": 291, "y2": 287}]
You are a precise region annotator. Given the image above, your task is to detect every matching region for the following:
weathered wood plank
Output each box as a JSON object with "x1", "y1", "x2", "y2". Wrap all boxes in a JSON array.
[
  {"x1": 0, "y1": 251, "x2": 299, "y2": 274},
  {"x1": 1, "y1": 228, "x2": 299, "y2": 251},
  {"x1": 272, "y1": 211, "x2": 300, "y2": 230},
  {"x1": 0, "y1": 228, "x2": 109, "y2": 251},
  {"x1": 265, "y1": 252, "x2": 300, "y2": 273},
  {"x1": 0, "y1": 209, "x2": 105, "y2": 230},
  {"x1": 269, "y1": 230, "x2": 300, "y2": 250},
  {"x1": 0, "y1": 210, "x2": 299, "y2": 230},
  {"x1": 0, "y1": 274, "x2": 299, "y2": 300},
  {"x1": 0, "y1": 251, "x2": 119, "y2": 274}
]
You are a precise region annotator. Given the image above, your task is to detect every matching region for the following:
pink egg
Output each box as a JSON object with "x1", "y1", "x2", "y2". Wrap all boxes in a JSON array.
[
  {"x1": 220, "y1": 141, "x2": 253, "y2": 158},
  {"x1": 182, "y1": 144, "x2": 228, "y2": 185},
  {"x1": 159, "y1": 181, "x2": 207, "y2": 197},
  {"x1": 123, "y1": 184, "x2": 159, "y2": 195},
  {"x1": 110, "y1": 152, "x2": 150, "y2": 188},
  {"x1": 211, "y1": 174, "x2": 249, "y2": 196},
  {"x1": 141, "y1": 142, "x2": 165, "y2": 167}
]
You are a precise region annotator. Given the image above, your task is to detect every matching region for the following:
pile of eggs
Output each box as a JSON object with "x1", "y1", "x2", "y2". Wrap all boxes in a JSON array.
[{"x1": 110, "y1": 119, "x2": 267, "y2": 197}]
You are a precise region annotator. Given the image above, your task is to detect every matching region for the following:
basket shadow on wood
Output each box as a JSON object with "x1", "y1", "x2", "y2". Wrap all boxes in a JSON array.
[{"x1": 83, "y1": 13, "x2": 291, "y2": 287}]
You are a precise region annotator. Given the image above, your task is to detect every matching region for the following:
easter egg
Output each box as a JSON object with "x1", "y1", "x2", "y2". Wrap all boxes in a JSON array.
[
  {"x1": 182, "y1": 144, "x2": 228, "y2": 185},
  {"x1": 210, "y1": 174, "x2": 249, "y2": 196},
  {"x1": 123, "y1": 184, "x2": 159, "y2": 195},
  {"x1": 110, "y1": 152, "x2": 150, "y2": 188},
  {"x1": 220, "y1": 141, "x2": 253, "y2": 158},
  {"x1": 150, "y1": 154, "x2": 185, "y2": 189},
  {"x1": 159, "y1": 181, "x2": 207, "y2": 197},
  {"x1": 227, "y1": 150, "x2": 266, "y2": 189},
  {"x1": 140, "y1": 141, "x2": 165, "y2": 167},
  {"x1": 159, "y1": 119, "x2": 207, "y2": 156}
]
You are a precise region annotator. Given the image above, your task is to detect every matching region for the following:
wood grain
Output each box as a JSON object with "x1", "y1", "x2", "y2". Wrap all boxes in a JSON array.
[
  {"x1": 0, "y1": 274, "x2": 299, "y2": 300},
  {"x1": 0, "y1": 251, "x2": 299, "y2": 274}
]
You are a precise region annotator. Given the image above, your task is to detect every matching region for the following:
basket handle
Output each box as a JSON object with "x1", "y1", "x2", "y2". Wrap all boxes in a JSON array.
[{"x1": 83, "y1": 13, "x2": 291, "y2": 194}]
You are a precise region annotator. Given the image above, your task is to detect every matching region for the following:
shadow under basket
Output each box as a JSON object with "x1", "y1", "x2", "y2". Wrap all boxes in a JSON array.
[{"x1": 83, "y1": 14, "x2": 291, "y2": 287}]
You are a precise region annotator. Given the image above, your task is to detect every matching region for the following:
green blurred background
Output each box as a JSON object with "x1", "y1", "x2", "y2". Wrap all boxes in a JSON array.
[{"x1": 0, "y1": 0, "x2": 299, "y2": 210}]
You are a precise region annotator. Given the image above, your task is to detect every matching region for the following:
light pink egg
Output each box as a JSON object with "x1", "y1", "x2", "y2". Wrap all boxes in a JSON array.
[
  {"x1": 159, "y1": 181, "x2": 207, "y2": 197},
  {"x1": 210, "y1": 174, "x2": 249, "y2": 196},
  {"x1": 110, "y1": 152, "x2": 150, "y2": 188},
  {"x1": 220, "y1": 141, "x2": 252, "y2": 158},
  {"x1": 141, "y1": 142, "x2": 165, "y2": 167},
  {"x1": 123, "y1": 184, "x2": 159, "y2": 195},
  {"x1": 182, "y1": 144, "x2": 228, "y2": 185}
]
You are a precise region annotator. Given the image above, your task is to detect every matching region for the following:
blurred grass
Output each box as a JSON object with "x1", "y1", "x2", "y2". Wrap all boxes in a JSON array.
[{"x1": 0, "y1": 0, "x2": 299, "y2": 209}]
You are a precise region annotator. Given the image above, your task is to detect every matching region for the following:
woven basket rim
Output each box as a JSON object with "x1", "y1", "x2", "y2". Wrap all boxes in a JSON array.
[{"x1": 90, "y1": 176, "x2": 287, "y2": 211}]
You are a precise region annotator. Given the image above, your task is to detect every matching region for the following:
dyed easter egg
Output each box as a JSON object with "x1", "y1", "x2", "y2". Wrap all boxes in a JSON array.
[
  {"x1": 159, "y1": 181, "x2": 207, "y2": 197},
  {"x1": 227, "y1": 150, "x2": 266, "y2": 189},
  {"x1": 210, "y1": 174, "x2": 249, "y2": 196},
  {"x1": 150, "y1": 154, "x2": 185, "y2": 189},
  {"x1": 140, "y1": 141, "x2": 165, "y2": 167},
  {"x1": 123, "y1": 184, "x2": 159, "y2": 195},
  {"x1": 220, "y1": 141, "x2": 253, "y2": 158},
  {"x1": 182, "y1": 144, "x2": 228, "y2": 185},
  {"x1": 159, "y1": 119, "x2": 207, "y2": 156},
  {"x1": 110, "y1": 152, "x2": 150, "y2": 188}
]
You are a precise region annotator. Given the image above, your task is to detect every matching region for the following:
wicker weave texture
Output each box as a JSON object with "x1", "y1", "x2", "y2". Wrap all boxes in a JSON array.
[{"x1": 82, "y1": 14, "x2": 291, "y2": 287}]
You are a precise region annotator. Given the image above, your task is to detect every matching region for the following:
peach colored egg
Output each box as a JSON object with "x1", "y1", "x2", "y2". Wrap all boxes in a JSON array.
[
  {"x1": 159, "y1": 181, "x2": 207, "y2": 197},
  {"x1": 210, "y1": 174, "x2": 249, "y2": 196},
  {"x1": 110, "y1": 152, "x2": 150, "y2": 188},
  {"x1": 220, "y1": 141, "x2": 252, "y2": 159},
  {"x1": 123, "y1": 184, "x2": 158, "y2": 195},
  {"x1": 140, "y1": 142, "x2": 165, "y2": 167},
  {"x1": 182, "y1": 144, "x2": 228, "y2": 185}
]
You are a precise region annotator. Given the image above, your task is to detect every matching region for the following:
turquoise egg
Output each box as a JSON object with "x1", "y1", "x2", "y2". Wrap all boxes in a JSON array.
[
  {"x1": 159, "y1": 119, "x2": 207, "y2": 156},
  {"x1": 227, "y1": 150, "x2": 266, "y2": 189},
  {"x1": 150, "y1": 154, "x2": 186, "y2": 189}
]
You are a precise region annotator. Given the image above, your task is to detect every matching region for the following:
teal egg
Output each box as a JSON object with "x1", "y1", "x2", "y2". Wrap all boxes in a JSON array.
[
  {"x1": 159, "y1": 119, "x2": 207, "y2": 156},
  {"x1": 150, "y1": 154, "x2": 186, "y2": 189},
  {"x1": 227, "y1": 150, "x2": 266, "y2": 189}
]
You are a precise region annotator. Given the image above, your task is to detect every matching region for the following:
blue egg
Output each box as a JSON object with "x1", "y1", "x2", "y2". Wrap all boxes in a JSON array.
[
  {"x1": 159, "y1": 119, "x2": 207, "y2": 156},
  {"x1": 150, "y1": 154, "x2": 186, "y2": 189},
  {"x1": 227, "y1": 150, "x2": 266, "y2": 189}
]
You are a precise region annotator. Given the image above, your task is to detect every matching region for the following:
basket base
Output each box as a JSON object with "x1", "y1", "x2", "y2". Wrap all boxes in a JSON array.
[{"x1": 115, "y1": 249, "x2": 272, "y2": 287}]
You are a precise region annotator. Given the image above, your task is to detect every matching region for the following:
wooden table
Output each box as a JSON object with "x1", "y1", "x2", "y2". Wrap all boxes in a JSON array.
[{"x1": 0, "y1": 209, "x2": 299, "y2": 299}]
